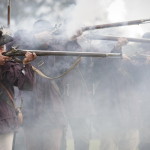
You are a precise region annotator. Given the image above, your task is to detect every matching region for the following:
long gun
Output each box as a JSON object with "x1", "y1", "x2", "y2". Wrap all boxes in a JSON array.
[
  {"x1": 3, "y1": 48, "x2": 121, "y2": 57},
  {"x1": 4, "y1": 48, "x2": 150, "y2": 63},
  {"x1": 86, "y1": 34, "x2": 150, "y2": 43},
  {"x1": 81, "y1": 19, "x2": 150, "y2": 31},
  {"x1": 72, "y1": 19, "x2": 150, "y2": 39}
]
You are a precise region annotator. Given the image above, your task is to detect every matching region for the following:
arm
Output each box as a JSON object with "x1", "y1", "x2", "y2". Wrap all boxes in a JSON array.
[
  {"x1": 111, "y1": 37, "x2": 128, "y2": 53},
  {"x1": 1, "y1": 52, "x2": 37, "y2": 90},
  {"x1": 110, "y1": 37, "x2": 132, "y2": 60}
]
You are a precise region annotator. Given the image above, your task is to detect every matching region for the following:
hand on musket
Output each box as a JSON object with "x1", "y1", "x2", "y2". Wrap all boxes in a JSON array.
[
  {"x1": 117, "y1": 37, "x2": 129, "y2": 60},
  {"x1": 70, "y1": 29, "x2": 83, "y2": 40},
  {"x1": 117, "y1": 37, "x2": 128, "y2": 46},
  {"x1": 116, "y1": 37, "x2": 127, "y2": 49},
  {"x1": 115, "y1": 37, "x2": 133, "y2": 61},
  {"x1": 117, "y1": 38, "x2": 135, "y2": 62},
  {"x1": 0, "y1": 52, "x2": 37, "y2": 65},
  {"x1": 113, "y1": 37, "x2": 128, "y2": 52},
  {"x1": 22, "y1": 52, "x2": 37, "y2": 64}
]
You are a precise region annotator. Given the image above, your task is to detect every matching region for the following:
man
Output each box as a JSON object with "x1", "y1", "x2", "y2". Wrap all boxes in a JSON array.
[
  {"x1": 60, "y1": 29, "x2": 94, "y2": 150},
  {"x1": 137, "y1": 32, "x2": 150, "y2": 150},
  {"x1": 14, "y1": 20, "x2": 67, "y2": 150},
  {"x1": 29, "y1": 25, "x2": 93, "y2": 150},
  {"x1": 0, "y1": 33, "x2": 36, "y2": 150},
  {"x1": 92, "y1": 37, "x2": 140, "y2": 150}
]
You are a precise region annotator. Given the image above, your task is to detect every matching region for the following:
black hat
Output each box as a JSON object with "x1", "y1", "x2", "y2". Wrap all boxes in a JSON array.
[{"x1": 0, "y1": 32, "x2": 13, "y2": 46}]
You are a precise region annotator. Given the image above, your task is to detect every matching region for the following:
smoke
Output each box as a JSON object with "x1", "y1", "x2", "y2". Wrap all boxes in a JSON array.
[
  {"x1": 64, "y1": 0, "x2": 108, "y2": 37},
  {"x1": 2, "y1": 0, "x2": 150, "y2": 149},
  {"x1": 107, "y1": 0, "x2": 126, "y2": 22}
]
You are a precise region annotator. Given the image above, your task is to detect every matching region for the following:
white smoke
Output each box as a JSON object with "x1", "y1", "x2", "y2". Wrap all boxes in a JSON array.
[
  {"x1": 64, "y1": 0, "x2": 110, "y2": 37},
  {"x1": 107, "y1": 0, "x2": 127, "y2": 22},
  {"x1": 6, "y1": 0, "x2": 149, "y2": 38},
  {"x1": 63, "y1": 0, "x2": 145, "y2": 39},
  {"x1": 107, "y1": 0, "x2": 143, "y2": 37}
]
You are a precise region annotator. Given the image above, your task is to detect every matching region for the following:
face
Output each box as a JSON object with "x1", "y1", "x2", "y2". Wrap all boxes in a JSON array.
[{"x1": 0, "y1": 45, "x2": 6, "y2": 54}]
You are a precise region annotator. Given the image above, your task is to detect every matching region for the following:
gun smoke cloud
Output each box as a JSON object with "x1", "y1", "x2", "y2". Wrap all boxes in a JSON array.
[{"x1": 1, "y1": 0, "x2": 150, "y2": 150}]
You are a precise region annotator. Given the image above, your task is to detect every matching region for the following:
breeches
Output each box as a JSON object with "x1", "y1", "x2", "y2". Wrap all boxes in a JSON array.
[
  {"x1": 0, "y1": 132, "x2": 14, "y2": 150},
  {"x1": 24, "y1": 125, "x2": 65, "y2": 150}
]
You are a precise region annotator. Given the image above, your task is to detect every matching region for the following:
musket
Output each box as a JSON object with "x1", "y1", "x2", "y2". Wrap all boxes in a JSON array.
[
  {"x1": 86, "y1": 34, "x2": 150, "y2": 43},
  {"x1": 3, "y1": 48, "x2": 121, "y2": 57},
  {"x1": 71, "y1": 19, "x2": 150, "y2": 39},
  {"x1": 7, "y1": 0, "x2": 11, "y2": 27},
  {"x1": 81, "y1": 19, "x2": 150, "y2": 32},
  {"x1": 4, "y1": 48, "x2": 150, "y2": 63}
]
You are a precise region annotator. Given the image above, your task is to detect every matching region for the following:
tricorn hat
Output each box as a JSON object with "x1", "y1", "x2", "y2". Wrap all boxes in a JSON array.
[{"x1": 0, "y1": 30, "x2": 13, "y2": 46}]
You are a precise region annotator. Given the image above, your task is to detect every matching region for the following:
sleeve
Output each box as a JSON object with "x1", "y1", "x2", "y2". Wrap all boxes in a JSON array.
[{"x1": 3, "y1": 62, "x2": 34, "y2": 91}]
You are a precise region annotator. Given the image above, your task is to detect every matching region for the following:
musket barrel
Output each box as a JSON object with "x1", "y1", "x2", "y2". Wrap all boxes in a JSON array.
[
  {"x1": 86, "y1": 35, "x2": 150, "y2": 43},
  {"x1": 3, "y1": 49, "x2": 121, "y2": 57},
  {"x1": 82, "y1": 19, "x2": 150, "y2": 31}
]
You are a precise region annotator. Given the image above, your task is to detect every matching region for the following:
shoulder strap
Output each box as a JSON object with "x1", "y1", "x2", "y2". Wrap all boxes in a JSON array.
[
  {"x1": 32, "y1": 56, "x2": 81, "y2": 80},
  {"x1": 0, "y1": 83, "x2": 16, "y2": 107}
]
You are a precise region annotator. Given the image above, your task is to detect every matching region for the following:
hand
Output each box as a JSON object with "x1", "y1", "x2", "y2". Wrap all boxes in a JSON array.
[
  {"x1": 23, "y1": 52, "x2": 37, "y2": 64},
  {"x1": 0, "y1": 54, "x2": 11, "y2": 65},
  {"x1": 70, "y1": 29, "x2": 83, "y2": 40},
  {"x1": 116, "y1": 37, "x2": 128, "y2": 47},
  {"x1": 122, "y1": 54, "x2": 131, "y2": 60},
  {"x1": 122, "y1": 54, "x2": 137, "y2": 64},
  {"x1": 118, "y1": 37, "x2": 128, "y2": 46}
]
